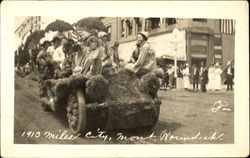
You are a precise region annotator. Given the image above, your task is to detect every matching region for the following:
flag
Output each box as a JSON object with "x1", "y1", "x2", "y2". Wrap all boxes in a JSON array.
[{"x1": 220, "y1": 19, "x2": 235, "y2": 34}]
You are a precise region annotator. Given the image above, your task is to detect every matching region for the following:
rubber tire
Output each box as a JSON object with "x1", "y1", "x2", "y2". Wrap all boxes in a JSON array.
[{"x1": 69, "y1": 89, "x2": 87, "y2": 135}]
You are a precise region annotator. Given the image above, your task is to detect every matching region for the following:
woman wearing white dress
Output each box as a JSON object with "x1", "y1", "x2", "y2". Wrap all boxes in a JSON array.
[
  {"x1": 207, "y1": 64, "x2": 215, "y2": 91},
  {"x1": 213, "y1": 63, "x2": 222, "y2": 91},
  {"x1": 182, "y1": 63, "x2": 190, "y2": 89}
]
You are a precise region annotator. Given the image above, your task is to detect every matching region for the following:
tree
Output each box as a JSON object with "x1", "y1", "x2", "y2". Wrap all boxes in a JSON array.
[
  {"x1": 76, "y1": 17, "x2": 107, "y2": 36},
  {"x1": 17, "y1": 45, "x2": 30, "y2": 67},
  {"x1": 24, "y1": 30, "x2": 45, "y2": 50},
  {"x1": 45, "y1": 20, "x2": 73, "y2": 33}
]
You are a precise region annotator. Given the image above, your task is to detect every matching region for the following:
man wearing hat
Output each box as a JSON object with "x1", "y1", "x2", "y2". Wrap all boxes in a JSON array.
[
  {"x1": 225, "y1": 61, "x2": 234, "y2": 91},
  {"x1": 199, "y1": 61, "x2": 208, "y2": 92},
  {"x1": 192, "y1": 64, "x2": 199, "y2": 91},
  {"x1": 129, "y1": 31, "x2": 157, "y2": 77}
]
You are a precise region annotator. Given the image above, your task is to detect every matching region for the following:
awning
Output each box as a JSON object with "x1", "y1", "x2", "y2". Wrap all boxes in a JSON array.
[{"x1": 148, "y1": 30, "x2": 186, "y2": 61}]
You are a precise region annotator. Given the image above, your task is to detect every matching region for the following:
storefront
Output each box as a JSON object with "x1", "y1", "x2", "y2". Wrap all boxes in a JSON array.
[{"x1": 187, "y1": 31, "x2": 223, "y2": 68}]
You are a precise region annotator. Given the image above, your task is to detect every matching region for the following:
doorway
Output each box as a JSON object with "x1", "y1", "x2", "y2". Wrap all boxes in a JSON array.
[{"x1": 191, "y1": 58, "x2": 206, "y2": 68}]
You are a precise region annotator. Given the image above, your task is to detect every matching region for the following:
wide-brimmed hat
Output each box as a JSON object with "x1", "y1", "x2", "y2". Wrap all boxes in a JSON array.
[
  {"x1": 138, "y1": 31, "x2": 149, "y2": 40},
  {"x1": 86, "y1": 36, "x2": 99, "y2": 46},
  {"x1": 98, "y1": 31, "x2": 108, "y2": 38}
]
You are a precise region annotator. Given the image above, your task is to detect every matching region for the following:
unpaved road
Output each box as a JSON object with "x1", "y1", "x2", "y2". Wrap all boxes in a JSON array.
[{"x1": 14, "y1": 75, "x2": 234, "y2": 144}]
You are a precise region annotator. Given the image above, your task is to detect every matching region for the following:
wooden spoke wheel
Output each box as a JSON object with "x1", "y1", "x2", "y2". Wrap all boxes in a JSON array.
[{"x1": 66, "y1": 89, "x2": 87, "y2": 135}]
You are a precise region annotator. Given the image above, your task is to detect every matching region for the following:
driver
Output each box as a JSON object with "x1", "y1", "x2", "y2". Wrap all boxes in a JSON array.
[{"x1": 129, "y1": 31, "x2": 157, "y2": 77}]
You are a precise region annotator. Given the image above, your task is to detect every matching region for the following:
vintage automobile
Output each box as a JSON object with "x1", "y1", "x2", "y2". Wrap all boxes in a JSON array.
[{"x1": 41, "y1": 68, "x2": 161, "y2": 134}]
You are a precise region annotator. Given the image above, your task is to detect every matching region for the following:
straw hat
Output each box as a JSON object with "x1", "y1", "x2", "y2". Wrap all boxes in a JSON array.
[
  {"x1": 86, "y1": 36, "x2": 99, "y2": 46},
  {"x1": 138, "y1": 31, "x2": 149, "y2": 40}
]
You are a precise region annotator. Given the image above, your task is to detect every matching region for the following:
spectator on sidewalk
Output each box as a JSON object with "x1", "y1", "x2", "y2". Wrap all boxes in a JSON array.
[
  {"x1": 192, "y1": 64, "x2": 199, "y2": 91},
  {"x1": 226, "y1": 61, "x2": 234, "y2": 91},
  {"x1": 161, "y1": 66, "x2": 169, "y2": 89},
  {"x1": 168, "y1": 64, "x2": 175, "y2": 89},
  {"x1": 182, "y1": 63, "x2": 190, "y2": 90},
  {"x1": 199, "y1": 62, "x2": 208, "y2": 92},
  {"x1": 29, "y1": 45, "x2": 40, "y2": 73},
  {"x1": 207, "y1": 63, "x2": 215, "y2": 91},
  {"x1": 213, "y1": 63, "x2": 222, "y2": 91}
]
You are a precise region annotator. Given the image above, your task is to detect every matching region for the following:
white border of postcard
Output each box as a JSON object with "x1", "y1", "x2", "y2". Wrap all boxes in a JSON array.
[{"x1": 1, "y1": 1, "x2": 249, "y2": 157}]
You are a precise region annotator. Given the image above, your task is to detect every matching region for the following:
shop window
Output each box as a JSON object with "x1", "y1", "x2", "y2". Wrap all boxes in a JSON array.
[
  {"x1": 166, "y1": 18, "x2": 176, "y2": 25},
  {"x1": 193, "y1": 19, "x2": 207, "y2": 22},
  {"x1": 106, "y1": 25, "x2": 111, "y2": 41},
  {"x1": 150, "y1": 18, "x2": 161, "y2": 29},
  {"x1": 126, "y1": 18, "x2": 133, "y2": 36},
  {"x1": 135, "y1": 17, "x2": 142, "y2": 33}
]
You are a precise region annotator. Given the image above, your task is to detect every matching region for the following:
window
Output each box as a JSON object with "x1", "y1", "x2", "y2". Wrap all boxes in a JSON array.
[
  {"x1": 121, "y1": 20, "x2": 125, "y2": 38},
  {"x1": 126, "y1": 18, "x2": 133, "y2": 36},
  {"x1": 150, "y1": 18, "x2": 160, "y2": 29},
  {"x1": 106, "y1": 25, "x2": 112, "y2": 41},
  {"x1": 166, "y1": 18, "x2": 176, "y2": 25},
  {"x1": 135, "y1": 17, "x2": 142, "y2": 33},
  {"x1": 193, "y1": 19, "x2": 207, "y2": 22}
]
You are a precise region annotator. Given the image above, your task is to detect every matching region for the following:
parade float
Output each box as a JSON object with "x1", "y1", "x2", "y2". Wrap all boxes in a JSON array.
[{"x1": 40, "y1": 68, "x2": 161, "y2": 134}]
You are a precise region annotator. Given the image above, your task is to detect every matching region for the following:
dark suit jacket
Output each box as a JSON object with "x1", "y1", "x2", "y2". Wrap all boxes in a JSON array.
[
  {"x1": 200, "y1": 66, "x2": 208, "y2": 83},
  {"x1": 226, "y1": 66, "x2": 234, "y2": 78},
  {"x1": 192, "y1": 67, "x2": 199, "y2": 79}
]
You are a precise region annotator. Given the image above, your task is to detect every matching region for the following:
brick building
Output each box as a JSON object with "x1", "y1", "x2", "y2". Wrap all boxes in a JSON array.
[{"x1": 100, "y1": 17, "x2": 235, "y2": 69}]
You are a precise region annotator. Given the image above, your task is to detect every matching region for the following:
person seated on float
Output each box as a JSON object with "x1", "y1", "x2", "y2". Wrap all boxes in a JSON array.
[
  {"x1": 37, "y1": 39, "x2": 51, "y2": 59},
  {"x1": 36, "y1": 39, "x2": 51, "y2": 73},
  {"x1": 60, "y1": 41, "x2": 75, "y2": 77},
  {"x1": 73, "y1": 35, "x2": 102, "y2": 79},
  {"x1": 98, "y1": 32, "x2": 113, "y2": 68},
  {"x1": 52, "y1": 37, "x2": 66, "y2": 69},
  {"x1": 128, "y1": 31, "x2": 157, "y2": 77},
  {"x1": 47, "y1": 36, "x2": 60, "y2": 57}
]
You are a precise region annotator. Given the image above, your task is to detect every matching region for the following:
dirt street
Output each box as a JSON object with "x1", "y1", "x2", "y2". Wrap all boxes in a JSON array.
[{"x1": 14, "y1": 75, "x2": 234, "y2": 144}]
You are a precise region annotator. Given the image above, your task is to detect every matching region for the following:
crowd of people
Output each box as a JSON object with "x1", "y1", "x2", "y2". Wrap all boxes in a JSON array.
[
  {"x1": 15, "y1": 29, "x2": 161, "y2": 78},
  {"x1": 15, "y1": 28, "x2": 162, "y2": 109},
  {"x1": 158, "y1": 60, "x2": 234, "y2": 92},
  {"x1": 15, "y1": 26, "x2": 234, "y2": 110}
]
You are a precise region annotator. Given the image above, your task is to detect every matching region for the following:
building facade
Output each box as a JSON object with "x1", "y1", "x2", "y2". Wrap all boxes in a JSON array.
[
  {"x1": 15, "y1": 16, "x2": 41, "y2": 47},
  {"x1": 100, "y1": 17, "x2": 235, "y2": 69}
]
